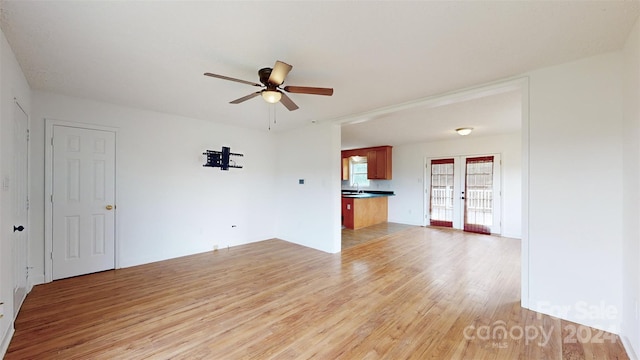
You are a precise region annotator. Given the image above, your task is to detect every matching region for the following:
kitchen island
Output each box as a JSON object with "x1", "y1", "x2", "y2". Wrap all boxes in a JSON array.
[{"x1": 341, "y1": 191, "x2": 395, "y2": 230}]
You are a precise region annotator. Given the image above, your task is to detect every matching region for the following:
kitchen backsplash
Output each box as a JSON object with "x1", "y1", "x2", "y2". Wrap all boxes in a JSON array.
[{"x1": 341, "y1": 179, "x2": 393, "y2": 191}]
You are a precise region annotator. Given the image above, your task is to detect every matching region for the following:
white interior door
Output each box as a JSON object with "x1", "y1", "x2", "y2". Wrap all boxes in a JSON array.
[
  {"x1": 52, "y1": 125, "x2": 116, "y2": 280},
  {"x1": 12, "y1": 101, "x2": 28, "y2": 315}
]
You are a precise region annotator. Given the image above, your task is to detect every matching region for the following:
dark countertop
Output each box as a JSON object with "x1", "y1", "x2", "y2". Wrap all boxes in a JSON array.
[{"x1": 341, "y1": 190, "x2": 395, "y2": 198}]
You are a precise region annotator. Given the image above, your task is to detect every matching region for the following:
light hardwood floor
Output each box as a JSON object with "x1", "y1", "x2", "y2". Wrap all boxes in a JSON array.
[
  {"x1": 6, "y1": 227, "x2": 628, "y2": 359},
  {"x1": 341, "y1": 221, "x2": 416, "y2": 249}
]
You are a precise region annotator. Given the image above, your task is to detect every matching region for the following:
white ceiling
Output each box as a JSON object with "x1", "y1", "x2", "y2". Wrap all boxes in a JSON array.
[
  {"x1": 1, "y1": 1, "x2": 638, "y2": 146},
  {"x1": 341, "y1": 88, "x2": 522, "y2": 149}
]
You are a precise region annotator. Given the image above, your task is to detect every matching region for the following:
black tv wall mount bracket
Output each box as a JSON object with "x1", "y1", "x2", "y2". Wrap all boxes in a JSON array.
[{"x1": 203, "y1": 147, "x2": 243, "y2": 170}]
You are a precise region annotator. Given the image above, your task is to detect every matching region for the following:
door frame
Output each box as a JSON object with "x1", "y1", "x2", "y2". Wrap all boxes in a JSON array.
[
  {"x1": 44, "y1": 119, "x2": 119, "y2": 283},
  {"x1": 12, "y1": 98, "x2": 29, "y2": 311},
  {"x1": 424, "y1": 153, "x2": 502, "y2": 234},
  {"x1": 339, "y1": 77, "x2": 530, "y2": 309}
]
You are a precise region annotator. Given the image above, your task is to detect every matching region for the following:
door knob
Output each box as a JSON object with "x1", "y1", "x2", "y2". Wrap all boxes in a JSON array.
[
  {"x1": 105, "y1": 205, "x2": 113, "y2": 210},
  {"x1": 13, "y1": 225, "x2": 24, "y2": 232}
]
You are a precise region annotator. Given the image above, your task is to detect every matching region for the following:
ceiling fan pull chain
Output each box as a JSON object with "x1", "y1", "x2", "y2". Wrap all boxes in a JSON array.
[{"x1": 273, "y1": 104, "x2": 277, "y2": 124}]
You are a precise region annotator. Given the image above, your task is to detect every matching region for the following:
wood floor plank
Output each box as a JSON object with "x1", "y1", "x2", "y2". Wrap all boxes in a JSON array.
[{"x1": 6, "y1": 227, "x2": 629, "y2": 359}]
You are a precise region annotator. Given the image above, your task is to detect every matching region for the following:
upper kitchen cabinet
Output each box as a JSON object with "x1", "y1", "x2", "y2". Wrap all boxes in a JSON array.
[
  {"x1": 367, "y1": 146, "x2": 392, "y2": 180},
  {"x1": 341, "y1": 145, "x2": 392, "y2": 181},
  {"x1": 342, "y1": 157, "x2": 350, "y2": 181}
]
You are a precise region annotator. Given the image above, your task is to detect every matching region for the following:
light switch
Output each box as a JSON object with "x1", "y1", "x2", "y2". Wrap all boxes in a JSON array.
[{"x1": 1, "y1": 177, "x2": 9, "y2": 191}]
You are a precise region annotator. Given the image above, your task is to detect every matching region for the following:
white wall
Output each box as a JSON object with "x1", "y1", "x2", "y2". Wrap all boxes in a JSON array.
[
  {"x1": 527, "y1": 52, "x2": 624, "y2": 333},
  {"x1": 622, "y1": 16, "x2": 640, "y2": 359},
  {"x1": 388, "y1": 132, "x2": 522, "y2": 239},
  {"x1": 275, "y1": 122, "x2": 341, "y2": 253},
  {"x1": 30, "y1": 91, "x2": 278, "y2": 274},
  {"x1": 0, "y1": 29, "x2": 31, "y2": 355}
]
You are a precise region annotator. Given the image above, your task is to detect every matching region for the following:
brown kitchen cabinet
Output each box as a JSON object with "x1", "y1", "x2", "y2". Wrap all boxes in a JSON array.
[
  {"x1": 341, "y1": 157, "x2": 350, "y2": 181},
  {"x1": 341, "y1": 195, "x2": 389, "y2": 229},
  {"x1": 367, "y1": 146, "x2": 392, "y2": 180},
  {"x1": 341, "y1": 145, "x2": 392, "y2": 181},
  {"x1": 342, "y1": 197, "x2": 354, "y2": 228}
]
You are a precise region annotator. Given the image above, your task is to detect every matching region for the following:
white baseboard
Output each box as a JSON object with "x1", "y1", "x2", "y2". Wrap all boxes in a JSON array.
[
  {"x1": 29, "y1": 274, "x2": 46, "y2": 288},
  {"x1": 622, "y1": 335, "x2": 639, "y2": 360},
  {"x1": 1, "y1": 276, "x2": 44, "y2": 358},
  {"x1": 500, "y1": 232, "x2": 522, "y2": 240},
  {"x1": 1, "y1": 326, "x2": 15, "y2": 359}
]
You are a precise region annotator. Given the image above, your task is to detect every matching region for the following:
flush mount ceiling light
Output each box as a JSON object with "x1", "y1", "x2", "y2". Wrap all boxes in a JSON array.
[
  {"x1": 261, "y1": 90, "x2": 282, "y2": 104},
  {"x1": 456, "y1": 127, "x2": 473, "y2": 136}
]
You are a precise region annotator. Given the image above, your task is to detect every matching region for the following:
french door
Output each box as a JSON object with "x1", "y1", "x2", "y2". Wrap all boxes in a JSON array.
[
  {"x1": 428, "y1": 158, "x2": 454, "y2": 227},
  {"x1": 426, "y1": 154, "x2": 501, "y2": 234}
]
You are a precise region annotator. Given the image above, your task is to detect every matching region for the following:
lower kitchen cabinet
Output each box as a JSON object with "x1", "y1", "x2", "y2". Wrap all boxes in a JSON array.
[{"x1": 341, "y1": 196, "x2": 388, "y2": 230}]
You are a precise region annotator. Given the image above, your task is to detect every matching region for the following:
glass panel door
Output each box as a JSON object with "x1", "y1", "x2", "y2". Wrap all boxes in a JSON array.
[
  {"x1": 429, "y1": 158, "x2": 454, "y2": 227},
  {"x1": 463, "y1": 156, "x2": 494, "y2": 234}
]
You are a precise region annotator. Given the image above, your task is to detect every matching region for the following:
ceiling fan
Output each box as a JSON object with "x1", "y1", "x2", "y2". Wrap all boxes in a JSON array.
[{"x1": 204, "y1": 60, "x2": 333, "y2": 111}]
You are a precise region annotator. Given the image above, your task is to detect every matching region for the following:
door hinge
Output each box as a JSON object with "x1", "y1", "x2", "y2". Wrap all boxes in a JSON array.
[
  {"x1": 26, "y1": 129, "x2": 30, "y2": 142},
  {"x1": 50, "y1": 194, "x2": 53, "y2": 203},
  {"x1": 50, "y1": 252, "x2": 53, "y2": 260},
  {"x1": 26, "y1": 197, "x2": 29, "y2": 210},
  {"x1": 51, "y1": 137, "x2": 54, "y2": 146}
]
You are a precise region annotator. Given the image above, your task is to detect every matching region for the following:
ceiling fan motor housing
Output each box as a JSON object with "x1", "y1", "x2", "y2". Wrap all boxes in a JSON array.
[{"x1": 259, "y1": 67, "x2": 273, "y2": 86}]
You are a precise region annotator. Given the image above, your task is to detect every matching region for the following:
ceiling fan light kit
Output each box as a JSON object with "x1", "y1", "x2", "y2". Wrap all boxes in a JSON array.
[
  {"x1": 204, "y1": 60, "x2": 333, "y2": 111},
  {"x1": 261, "y1": 90, "x2": 282, "y2": 104},
  {"x1": 456, "y1": 127, "x2": 473, "y2": 136}
]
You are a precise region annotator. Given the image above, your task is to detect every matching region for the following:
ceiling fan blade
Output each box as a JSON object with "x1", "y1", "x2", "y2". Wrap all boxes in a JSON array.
[
  {"x1": 283, "y1": 86, "x2": 333, "y2": 96},
  {"x1": 268, "y1": 61, "x2": 292, "y2": 86},
  {"x1": 204, "y1": 72, "x2": 262, "y2": 87},
  {"x1": 279, "y1": 92, "x2": 299, "y2": 111},
  {"x1": 230, "y1": 92, "x2": 261, "y2": 104}
]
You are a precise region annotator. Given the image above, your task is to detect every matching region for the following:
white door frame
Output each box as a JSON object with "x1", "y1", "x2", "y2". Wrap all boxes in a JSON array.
[
  {"x1": 340, "y1": 77, "x2": 530, "y2": 309},
  {"x1": 44, "y1": 119, "x2": 119, "y2": 283},
  {"x1": 411, "y1": 77, "x2": 529, "y2": 308},
  {"x1": 12, "y1": 98, "x2": 29, "y2": 313}
]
